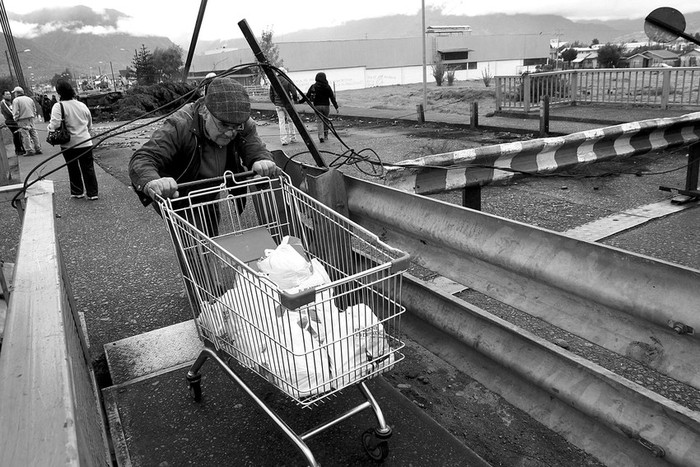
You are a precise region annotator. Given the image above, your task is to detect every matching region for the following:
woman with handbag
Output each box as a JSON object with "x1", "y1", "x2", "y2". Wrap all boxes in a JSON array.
[{"x1": 48, "y1": 79, "x2": 99, "y2": 200}]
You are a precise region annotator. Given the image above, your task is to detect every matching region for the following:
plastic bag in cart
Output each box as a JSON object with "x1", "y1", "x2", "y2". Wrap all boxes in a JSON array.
[{"x1": 321, "y1": 304, "x2": 396, "y2": 389}]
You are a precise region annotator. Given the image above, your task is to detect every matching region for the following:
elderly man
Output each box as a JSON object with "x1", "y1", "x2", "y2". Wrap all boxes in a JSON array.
[
  {"x1": 129, "y1": 76, "x2": 278, "y2": 207},
  {"x1": 12, "y1": 86, "x2": 42, "y2": 156}
]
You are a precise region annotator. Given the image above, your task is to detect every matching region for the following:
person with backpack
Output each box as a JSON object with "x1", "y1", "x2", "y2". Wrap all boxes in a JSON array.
[{"x1": 300, "y1": 72, "x2": 338, "y2": 143}]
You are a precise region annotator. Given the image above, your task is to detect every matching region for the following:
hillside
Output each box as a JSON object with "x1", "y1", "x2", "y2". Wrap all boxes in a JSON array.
[{"x1": 5, "y1": 6, "x2": 700, "y2": 84}]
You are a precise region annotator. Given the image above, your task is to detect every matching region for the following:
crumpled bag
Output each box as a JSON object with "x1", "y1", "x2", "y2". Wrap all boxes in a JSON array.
[
  {"x1": 257, "y1": 236, "x2": 313, "y2": 290},
  {"x1": 321, "y1": 303, "x2": 395, "y2": 388}
]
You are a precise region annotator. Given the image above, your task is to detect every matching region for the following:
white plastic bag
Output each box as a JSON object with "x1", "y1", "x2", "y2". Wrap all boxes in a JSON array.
[
  {"x1": 257, "y1": 236, "x2": 313, "y2": 290},
  {"x1": 321, "y1": 303, "x2": 395, "y2": 388}
]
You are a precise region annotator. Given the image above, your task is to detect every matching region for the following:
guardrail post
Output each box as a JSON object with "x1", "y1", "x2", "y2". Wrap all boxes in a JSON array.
[
  {"x1": 540, "y1": 95, "x2": 550, "y2": 137},
  {"x1": 659, "y1": 141, "x2": 700, "y2": 203},
  {"x1": 523, "y1": 74, "x2": 531, "y2": 112},
  {"x1": 416, "y1": 104, "x2": 425, "y2": 124},
  {"x1": 470, "y1": 101, "x2": 478, "y2": 129},
  {"x1": 661, "y1": 69, "x2": 671, "y2": 109},
  {"x1": 570, "y1": 70, "x2": 578, "y2": 106},
  {"x1": 462, "y1": 185, "x2": 481, "y2": 210}
]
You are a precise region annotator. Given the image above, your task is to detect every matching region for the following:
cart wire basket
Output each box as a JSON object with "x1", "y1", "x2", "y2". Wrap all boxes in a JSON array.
[{"x1": 158, "y1": 171, "x2": 409, "y2": 466}]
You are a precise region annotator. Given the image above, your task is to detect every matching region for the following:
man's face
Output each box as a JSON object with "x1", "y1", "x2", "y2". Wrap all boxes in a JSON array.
[
  {"x1": 3, "y1": 91, "x2": 11, "y2": 101},
  {"x1": 203, "y1": 107, "x2": 244, "y2": 146}
]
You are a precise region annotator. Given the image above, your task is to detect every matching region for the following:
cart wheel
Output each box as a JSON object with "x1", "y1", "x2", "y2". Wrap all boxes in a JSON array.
[
  {"x1": 361, "y1": 428, "x2": 389, "y2": 462},
  {"x1": 186, "y1": 374, "x2": 202, "y2": 402}
]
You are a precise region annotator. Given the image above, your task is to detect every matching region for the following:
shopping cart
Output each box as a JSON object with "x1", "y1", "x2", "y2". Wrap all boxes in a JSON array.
[{"x1": 158, "y1": 170, "x2": 409, "y2": 466}]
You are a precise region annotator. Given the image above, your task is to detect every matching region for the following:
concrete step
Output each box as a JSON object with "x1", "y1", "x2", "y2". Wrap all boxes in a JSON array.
[{"x1": 103, "y1": 321, "x2": 491, "y2": 466}]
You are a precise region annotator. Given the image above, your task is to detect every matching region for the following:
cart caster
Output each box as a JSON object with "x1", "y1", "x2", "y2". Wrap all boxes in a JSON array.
[
  {"x1": 187, "y1": 373, "x2": 202, "y2": 402},
  {"x1": 361, "y1": 428, "x2": 389, "y2": 462}
]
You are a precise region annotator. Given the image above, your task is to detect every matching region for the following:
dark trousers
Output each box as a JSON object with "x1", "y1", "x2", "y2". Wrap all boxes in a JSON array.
[
  {"x1": 6, "y1": 122, "x2": 24, "y2": 154},
  {"x1": 62, "y1": 146, "x2": 99, "y2": 197}
]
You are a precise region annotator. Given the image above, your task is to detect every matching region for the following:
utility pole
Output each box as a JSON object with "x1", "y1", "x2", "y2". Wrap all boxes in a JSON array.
[{"x1": 421, "y1": 0, "x2": 427, "y2": 109}]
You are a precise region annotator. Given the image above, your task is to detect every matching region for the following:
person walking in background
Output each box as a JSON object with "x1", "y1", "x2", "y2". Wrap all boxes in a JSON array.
[
  {"x1": 48, "y1": 79, "x2": 99, "y2": 200},
  {"x1": 12, "y1": 86, "x2": 42, "y2": 156},
  {"x1": 301, "y1": 72, "x2": 338, "y2": 143},
  {"x1": 269, "y1": 67, "x2": 299, "y2": 146},
  {"x1": 1, "y1": 90, "x2": 24, "y2": 155},
  {"x1": 41, "y1": 95, "x2": 52, "y2": 122}
]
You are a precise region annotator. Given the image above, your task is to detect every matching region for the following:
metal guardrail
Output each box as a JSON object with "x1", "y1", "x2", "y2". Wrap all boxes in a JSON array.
[
  {"x1": 496, "y1": 67, "x2": 700, "y2": 112},
  {"x1": 341, "y1": 175, "x2": 700, "y2": 467},
  {"x1": 0, "y1": 181, "x2": 110, "y2": 466},
  {"x1": 277, "y1": 155, "x2": 700, "y2": 466}
]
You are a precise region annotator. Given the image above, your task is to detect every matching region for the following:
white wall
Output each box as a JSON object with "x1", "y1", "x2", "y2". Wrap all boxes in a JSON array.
[{"x1": 285, "y1": 60, "x2": 525, "y2": 92}]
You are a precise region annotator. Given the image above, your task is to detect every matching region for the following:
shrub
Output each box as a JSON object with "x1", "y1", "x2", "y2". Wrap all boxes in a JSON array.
[
  {"x1": 446, "y1": 70, "x2": 455, "y2": 86},
  {"x1": 114, "y1": 81, "x2": 198, "y2": 121},
  {"x1": 482, "y1": 67, "x2": 492, "y2": 87}
]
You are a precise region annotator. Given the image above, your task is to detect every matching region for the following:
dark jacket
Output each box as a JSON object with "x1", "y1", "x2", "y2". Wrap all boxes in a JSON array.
[
  {"x1": 301, "y1": 72, "x2": 338, "y2": 109},
  {"x1": 0, "y1": 100, "x2": 16, "y2": 125},
  {"x1": 269, "y1": 77, "x2": 298, "y2": 107},
  {"x1": 129, "y1": 99, "x2": 273, "y2": 206}
]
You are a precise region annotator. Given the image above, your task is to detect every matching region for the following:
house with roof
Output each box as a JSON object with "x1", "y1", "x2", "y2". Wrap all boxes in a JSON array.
[
  {"x1": 189, "y1": 34, "x2": 550, "y2": 91},
  {"x1": 571, "y1": 50, "x2": 598, "y2": 69},
  {"x1": 679, "y1": 49, "x2": 700, "y2": 67},
  {"x1": 626, "y1": 49, "x2": 680, "y2": 68}
]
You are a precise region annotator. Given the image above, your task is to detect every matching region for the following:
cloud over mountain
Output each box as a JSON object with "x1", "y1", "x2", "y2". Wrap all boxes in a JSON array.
[{"x1": 8, "y1": 5, "x2": 129, "y2": 37}]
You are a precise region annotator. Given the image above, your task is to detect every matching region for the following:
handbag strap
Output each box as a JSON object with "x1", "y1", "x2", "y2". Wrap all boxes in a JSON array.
[{"x1": 59, "y1": 102, "x2": 65, "y2": 120}]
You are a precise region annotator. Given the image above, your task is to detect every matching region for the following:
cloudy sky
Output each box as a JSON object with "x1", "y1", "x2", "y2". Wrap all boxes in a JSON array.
[{"x1": 5, "y1": 0, "x2": 700, "y2": 43}]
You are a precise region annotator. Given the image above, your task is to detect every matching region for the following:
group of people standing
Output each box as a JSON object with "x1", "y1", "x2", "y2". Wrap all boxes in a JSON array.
[{"x1": 1, "y1": 82, "x2": 98, "y2": 200}]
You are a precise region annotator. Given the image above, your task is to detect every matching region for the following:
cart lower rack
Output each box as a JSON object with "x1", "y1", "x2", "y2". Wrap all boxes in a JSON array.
[{"x1": 159, "y1": 172, "x2": 409, "y2": 466}]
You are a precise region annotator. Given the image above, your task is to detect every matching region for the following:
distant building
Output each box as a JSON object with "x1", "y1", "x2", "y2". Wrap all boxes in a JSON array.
[
  {"x1": 189, "y1": 34, "x2": 550, "y2": 91},
  {"x1": 679, "y1": 49, "x2": 700, "y2": 67},
  {"x1": 626, "y1": 49, "x2": 680, "y2": 68}
]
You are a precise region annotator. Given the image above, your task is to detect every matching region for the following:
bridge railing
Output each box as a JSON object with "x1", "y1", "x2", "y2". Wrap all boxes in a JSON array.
[
  {"x1": 495, "y1": 67, "x2": 700, "y2": 112},
  {"x1": 0, "y1": 181, "x2": 110, "y2": 466}
]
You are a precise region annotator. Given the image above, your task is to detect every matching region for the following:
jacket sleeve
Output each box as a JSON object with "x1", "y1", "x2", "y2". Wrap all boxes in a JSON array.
[
  {"x1": 236, "y1": 118, "x2": 274, "y2": 169},
  {"x1": 329, "y1": 88, "x2": 339, "y2": 110},
  {"x1": 128, "y1": 117, "x2": 187, "y2": 199},
  {"x1": 47, "y1": 103, "x2": 61, "y2": 132}
]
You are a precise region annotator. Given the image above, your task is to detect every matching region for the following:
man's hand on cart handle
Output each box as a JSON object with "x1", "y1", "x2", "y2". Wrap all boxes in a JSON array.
[
  {"x1": 252, "y1": 160, "x2": 281, "y2": 177},
  {"x1": 144, "y1": 177, "x2": 179, "y2": 200}
]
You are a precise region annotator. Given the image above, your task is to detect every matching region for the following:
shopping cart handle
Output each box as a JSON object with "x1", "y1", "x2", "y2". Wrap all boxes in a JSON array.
[{"x1": 177, "y1": 171, "x2": 257, "y2": 190}]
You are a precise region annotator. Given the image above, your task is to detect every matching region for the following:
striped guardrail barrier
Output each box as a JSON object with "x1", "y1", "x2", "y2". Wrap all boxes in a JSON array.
[
  {"x1": 0, "y1": 181, "x2": 110, "y2": 466},
  {"x1": 384, "y1": 112, "x2": 700, "y2": 197}
]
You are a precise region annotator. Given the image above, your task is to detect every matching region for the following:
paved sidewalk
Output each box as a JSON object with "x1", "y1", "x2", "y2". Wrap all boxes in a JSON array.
[{"x1": 6, "y1": 122, "x2": 490, "y2": 467}]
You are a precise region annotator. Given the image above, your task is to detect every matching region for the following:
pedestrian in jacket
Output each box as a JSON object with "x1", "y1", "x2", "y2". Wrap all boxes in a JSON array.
[
  {"x1": 300, "y1": 72, "x2": 339, "y2": 143},
  {"x1": 48, "y1": 79, "x2": 99, "y2": 200},
  {"x1": 269, "y1": 67, "x2": 299, "y2": 145},
  {"x1": 129, "y1": 77, "x2": 278, "y2": 234},
  {"x1": 1, "y1": 90, "x2": 24, "y2": 155},
  {"x1": 12, "y1": 86, "x2": 42, "y2": 155}
]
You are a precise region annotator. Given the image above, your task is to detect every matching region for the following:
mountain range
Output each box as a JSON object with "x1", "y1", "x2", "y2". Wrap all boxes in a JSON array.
[{"x1": 4, "y1": 6, "x2": 700, "y2": 83}]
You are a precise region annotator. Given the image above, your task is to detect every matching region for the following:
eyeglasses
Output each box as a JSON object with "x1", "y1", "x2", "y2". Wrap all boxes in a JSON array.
[{"x1": 209, "y1": 113, "x2": 245, "y2": 137}]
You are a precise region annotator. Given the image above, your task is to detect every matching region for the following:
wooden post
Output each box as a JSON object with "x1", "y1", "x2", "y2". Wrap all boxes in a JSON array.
[
  {"x1": 470, "y1": 101, "x2": 479, "y2": 129},
  {"x1": 539, "y1": 95, "x2": 550, "y2": 137},
  {"x1": 570, "y1": 70, "x2": 578, "y2": 106},
  {"x1": 523, "y1": 73, "x2": 531, "y2": 112},
  {"x1": 686, "y1": 142, "x2": 700, "y2": 192},
  {"x1": 416, "y1": 103, "x2": 425, "y2": 124},
  {"x1": 495, "y1": 76, "x2": 502, "y2": 111},
  {"x1": 661, "y1": 69, "x2": 671, "y2": 110}
]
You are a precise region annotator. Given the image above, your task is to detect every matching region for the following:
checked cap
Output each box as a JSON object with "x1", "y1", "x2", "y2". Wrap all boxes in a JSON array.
[{"x1": 205, "y1": 77, "x2": 251, "y2": 124}]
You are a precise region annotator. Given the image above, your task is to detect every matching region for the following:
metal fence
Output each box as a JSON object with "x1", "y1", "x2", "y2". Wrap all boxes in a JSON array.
[{"x1": 495, "y1": 67, "x2": 700, "y2": 112}]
